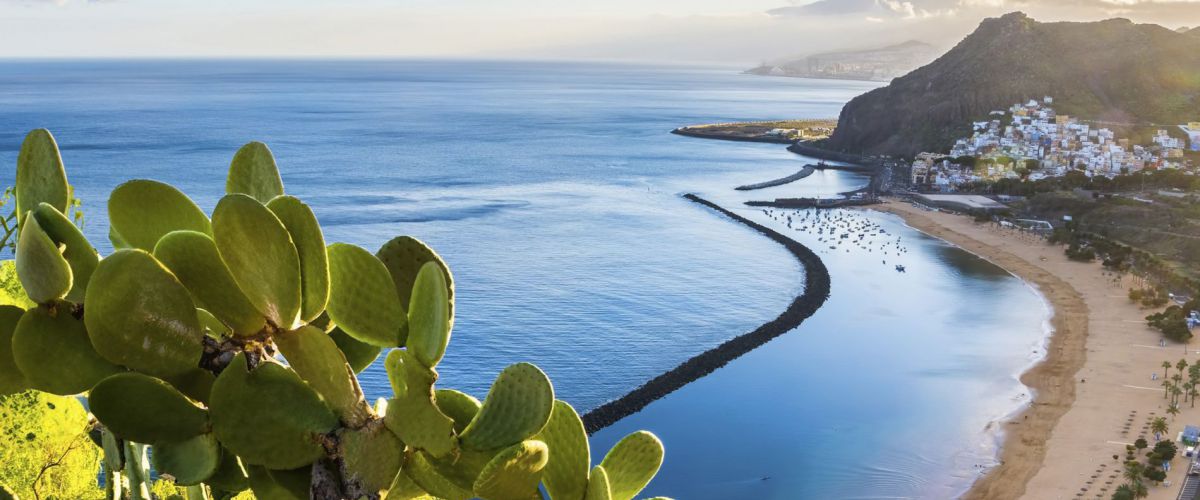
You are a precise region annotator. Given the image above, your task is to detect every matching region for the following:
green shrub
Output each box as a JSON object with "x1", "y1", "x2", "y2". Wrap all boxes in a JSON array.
[{"x1": 0, "y1": 390, "x2": 101, "y2": 499}]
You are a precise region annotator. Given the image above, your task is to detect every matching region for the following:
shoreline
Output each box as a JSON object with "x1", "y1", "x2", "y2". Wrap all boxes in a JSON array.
[
  {"x1": 866, "y1": 200, "x2": 1091, "y2": 500},
  {"x1": 581, "y1": 193, "x2": 831, "y2": 433}
]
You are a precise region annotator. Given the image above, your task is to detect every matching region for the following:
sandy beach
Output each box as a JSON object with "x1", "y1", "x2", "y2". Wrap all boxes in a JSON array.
[{"x1": 871, "y1": 199, "x2": 1196, "y2": 500}]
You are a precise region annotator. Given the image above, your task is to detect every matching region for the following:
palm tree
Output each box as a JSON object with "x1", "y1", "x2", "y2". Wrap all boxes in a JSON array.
[
  {"x1": 1123, "y1": 461, "x2": 1144, "y2": 488},
  {"x1": 1112, "y1": 484, "x2": 1135, "y2": 500},
  {"x1": 1164, "y1": 360, "x2": 1173, "y2": 380},
  {"x1": 1172, "y1": 386, "x2": 1184, "y2": 407},
  {"x1": 1190, "y1": 386, "x2": 1198, "y2": 408},
  {"x1": 1163, "y1": 379, "x2": 1173, "y2": 399},
  {"x1": 1152, "y1": 416, "x2": 1168, "y2": 440},
  {"x1": 1168, "y1": 404, "x2": 1182, "y2": 422},
  {"x1": 1134, "y1": 480, "x2": 1148, "y2": 499},
  {"x1": 1179, "y1": 359, "x2": 1189, "y2": 378}
]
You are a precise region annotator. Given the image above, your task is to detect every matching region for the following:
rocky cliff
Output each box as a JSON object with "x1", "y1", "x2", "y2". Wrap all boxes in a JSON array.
[{"x1": 824, "y1": 12, "x2": 1200, "y2": 157}]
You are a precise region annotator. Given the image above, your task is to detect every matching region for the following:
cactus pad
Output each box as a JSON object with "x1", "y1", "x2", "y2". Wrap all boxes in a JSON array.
[
  {"x1": 88, "y1": 372, "x2": 209, "y2": 444},
  {"x1": 404, "y1": 451, "x2": 474, "y2": 500},
  {"x1": 383, "y1": 349, "x2": 457, "y2": 458},
  {"x1": 163, "y1": 367, "x2": 216, "y2": 405},
  {"x1": 15, "y1": 214, "x2": 72, "y2": 304},
  {"x1": 12, "y1": 306, "x2": 120, "y2": 395},
  {"x1": 585, "y1": 465, "x2": 612, "y2": 500},
  {"x1": 153, "y1": 230, "x2": 267, "y2": 336},
  {"x1": 407, "y1": 262, "x2": 452, "y2": 368},
  {"x1": 598, "y1": 431, "x2": 663, "y2": 500},
  {"x1": 339, "y1": 424, "x2": 405, "y2": 492},
  {"x1": 266, "y1": 195, "x2": 330, "y2": 323},
  {"x1": 386, "y1": 464, "x2": 436, "y2": 500},
  {"x1": 196, "y1": 308, "x2": 233, "y2": 339},
  {"x1": 434, "y1": 388, "x2": 482, "y2": 434},
  {"x1": 210, "y1": 353, "x2": 339, "y2": 469},
  {"x1": 537, "y1": 400, "x2": 590, "y2": 500},
  {"x1": 329, "y1": 327, "x2": 381, "y2": 373},
  {"x1": 84, "y1": 249, "x2": 203, "y2": 378},
  {"x1": 15, "y1": 129, "x2": 69, "y2": 224},
  {"x1": 0, "y1": 305, "x2": 28, "y2": 395},
  {"x1": 326, "y1": 243, "x2": 406, "y2": 347},
  {"x1": 205, "y1": 448, "x2": 251, "y2": 493},
  {"x1": 212, "y1": 194, "x2": 302, "y2": 329},
  {"x1": 472, "y1": 440, "x2": 549, "y2": 500},
  {"x1": 107, "y1": 180, "x2": 212, "y2": 251},
  {"x1": 459, "y1": 362, "x2": 554, "y2": 452},
  {"x1": 246, "y1": 465, "x2": 310, "y2": 500},
  {"x1": 226, "y1": 141, "x2": 285, "y2": 204},
  {"x1": 376, "y1": 235, "x2": 455, "y2": 325},
  {"x1": 31, "y1": 203, "x2": 97, "y2": 303},
  {"x1": 151, "y1": 433, "x2": 221, "y2": 486},
  {"x1": 274, "y1": 325, "x2": 366, "y2": 425}
]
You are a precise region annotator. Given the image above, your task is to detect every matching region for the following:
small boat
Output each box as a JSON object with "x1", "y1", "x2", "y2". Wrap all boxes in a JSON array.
[{"x1": 895, "y1": 265, "x2": 906, "y2": 273}]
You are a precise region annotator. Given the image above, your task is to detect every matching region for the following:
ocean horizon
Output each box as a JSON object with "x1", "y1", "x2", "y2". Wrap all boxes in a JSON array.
[{"x1": 0, "y1": 59, "x2": 1049, "y2": 498}]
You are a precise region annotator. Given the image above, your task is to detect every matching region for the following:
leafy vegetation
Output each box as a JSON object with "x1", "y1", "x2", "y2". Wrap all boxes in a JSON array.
[{"x1": 0, "y1": 129, "x2": 668, "y2": 500}]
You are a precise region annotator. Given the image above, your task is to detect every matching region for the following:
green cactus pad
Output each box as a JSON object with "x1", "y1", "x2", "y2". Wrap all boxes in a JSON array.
[
  {"x1": 459, "y1": 362, "x2": 554, "y2": 451},
  {"x1": 382, "y1": 349, "x2": 457, "y2": 458},
  {"x1": 12, "y1": 306, "x2": 120, "y2": 395},
  {"x1": 197, "y1": 308, "x2": 233, "y2": 339},
  {"x1": 339, "y1": 424, "x2": 405, "y2": 492},
  {"x1": 210, "y1": 353, "x2": 338, "y2": 469},
  {"x1": 0, "y1": 306, "x2": 28, "y2": 395},
  {"x1": 386, "y1": 465, "x2": 435, "y2": 500},
  {"x1": 473, "y1": 440, "x2": 549, "y2": 500},
  {"x1": 329, "y1": 327, "x2": 381, "y2": 373},
  {"x1": 404, "y1": 451, "x2": 474, "y2": 500},
  {"x1": 226, "y1": 142, "x2": 285, "y2": 204},
  {"x1": 88, "y1": 372, "x2": 209, "y2": 444},
  {"x1": 84, "y1": 249, "x2": 203, "y2": 378},
  {"x1": 434, "y1": 388, "x2": 482, "y2": 434},
  {"x1": 407, "y1": 262, "x2": 451, "y2": 368},
  {"x1": 108, "y1": 180, "x2": 212, "y2": 252},
  {"x1": 15, "y1": 214, "x2": 72, "y2": 304},
  {"x1": 536, "y1": 400, "x2": 590, "y2": 500},
  {"x1": 153, "y1": 230, "x2": 267, "y2": 336},
  {"x1": 266, "y1": 196, "x2": 329, "y2": 323},
  {"x1": 212, "y1": 194, "x2": 302, "y2": 329},
  {"x1": 598, "y1": 431, "x2": 663, "y2": 500},
  {"x1": 326, "y1": 243, "x2": 406, "y2": 347},
  {"x1": 274, "y1": 325, "x2": 366, "y2": 425},
  {"x1": 15, "y1": 129, "x2": 69, "y2": 224},
  {"x1": 376, "y1": 236, "x2": 455, "y2": 325},
  {"x1": 246, "y1": 465, "x2": 310, "y2": 500},
  {"x1": 31, "y1": 203, "x2": 98, "y2": 303},
  {"x1": 150, "y1": 433, "x2": 221, "y2": 485},
  {"x1": 164, "y1": 367, "x2": 217, "y2": 404},
  {"x1": 585, "y1": 466, "x2": 611, "y2": 500},
  {"x1": 205, "y1": 448, "x2": 251, "y2": 493}
]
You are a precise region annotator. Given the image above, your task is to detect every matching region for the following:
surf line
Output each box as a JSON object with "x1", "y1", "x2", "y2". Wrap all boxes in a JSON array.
[{"x1": 581, "y1": 193, "x2": 832, "y2": 433}]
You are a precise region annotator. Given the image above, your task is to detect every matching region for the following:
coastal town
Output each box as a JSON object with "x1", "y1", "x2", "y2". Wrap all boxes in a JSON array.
[{"x1": 909, "y1": 97, "x2": 1200, "y2": 191}]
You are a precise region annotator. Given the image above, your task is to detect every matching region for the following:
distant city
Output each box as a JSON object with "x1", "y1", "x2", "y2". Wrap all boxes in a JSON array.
[{"x1": 910, "y1": 96, "x2": 1200, "y2": 190}]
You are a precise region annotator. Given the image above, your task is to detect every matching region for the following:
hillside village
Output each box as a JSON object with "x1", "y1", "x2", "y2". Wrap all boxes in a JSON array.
[{"x1": 909, "y1": 97, "x2": 1200, "y2": 191}]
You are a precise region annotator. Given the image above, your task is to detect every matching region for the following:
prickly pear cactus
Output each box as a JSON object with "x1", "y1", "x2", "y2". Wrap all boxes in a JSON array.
[{"x1": 0, "y1": 129, "x2": 667, "y2": 500}]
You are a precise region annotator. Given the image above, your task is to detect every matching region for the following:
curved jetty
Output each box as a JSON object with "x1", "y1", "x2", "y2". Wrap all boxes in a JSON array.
[
  {"x1": 581, "y1": 194, "x2": 831, "y2": 433},
  {"x1": 735, "y1": 165, "x2": 816, "y2": 191}
]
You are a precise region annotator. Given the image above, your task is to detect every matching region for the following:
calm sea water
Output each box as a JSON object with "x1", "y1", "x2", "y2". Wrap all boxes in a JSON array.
[{"x1": 0, "y1": 60, "x2": 1047, "y2": 498}]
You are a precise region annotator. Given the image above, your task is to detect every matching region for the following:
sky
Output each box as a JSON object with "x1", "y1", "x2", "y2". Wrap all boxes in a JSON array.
[{"x1": 2, "y1": 0, "x2": 1200, "y2": 63}]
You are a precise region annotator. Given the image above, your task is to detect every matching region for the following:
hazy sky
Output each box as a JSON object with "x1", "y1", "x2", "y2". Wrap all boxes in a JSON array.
[{"x1": 2, "y1": 0, "x2": 1200, "y2": 62}]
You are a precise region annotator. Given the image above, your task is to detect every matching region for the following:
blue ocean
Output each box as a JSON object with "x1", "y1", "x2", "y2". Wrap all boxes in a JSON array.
[{"x1": 0, "y1": 60, "x2": 1048, "y2": 498}]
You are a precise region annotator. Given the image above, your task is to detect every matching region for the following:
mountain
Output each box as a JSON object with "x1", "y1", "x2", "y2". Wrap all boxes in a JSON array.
[
  {"x1": 824, "y1": 13, "x2": 1200, "y2": 157},
  {"x1": 745, "y1": 40, "x2": 939, "y2": 82}
]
